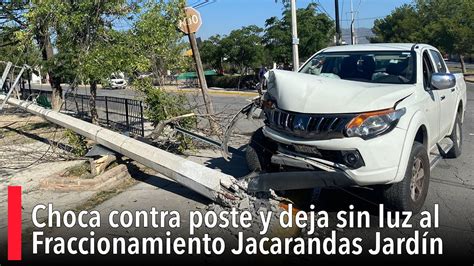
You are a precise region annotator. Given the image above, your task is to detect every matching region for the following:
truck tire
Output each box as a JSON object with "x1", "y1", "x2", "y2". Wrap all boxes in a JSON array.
[
  {"x1": 245, "y1": 128, "x2": 277, "y2": 172},
  {"x1": 383, "y1": 142, "x2": 430, "y2": 214},
  {"x1": 246, "y1": 128, "x2": 313, "y2": 209},
  {"x1": 446, "y1": 114, "x2": 462, "y2": 158}
]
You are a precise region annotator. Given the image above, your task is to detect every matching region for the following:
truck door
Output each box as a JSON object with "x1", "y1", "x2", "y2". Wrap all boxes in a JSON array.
[
  {"x1": 429, "y1": 49, "x2": 458, "y2": 137},
  {"x1": 421, "y1": 50, "x2": 440, "y2": 148}
]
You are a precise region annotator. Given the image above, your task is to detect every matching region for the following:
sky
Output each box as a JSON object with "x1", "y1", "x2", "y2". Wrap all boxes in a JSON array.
[{"x1": 189, "y1": 0, "x2": 414, "y2": 39}]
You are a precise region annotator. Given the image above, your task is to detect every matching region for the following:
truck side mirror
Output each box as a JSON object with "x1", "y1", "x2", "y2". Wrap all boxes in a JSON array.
[{"x1": 430, "y1": 73, "x2": 456, "y2": 90}]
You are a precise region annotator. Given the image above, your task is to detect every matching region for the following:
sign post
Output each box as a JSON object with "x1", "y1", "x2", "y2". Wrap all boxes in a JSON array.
[{"x1": 179, "y1": 7, "x2": 217, "y2": 132}]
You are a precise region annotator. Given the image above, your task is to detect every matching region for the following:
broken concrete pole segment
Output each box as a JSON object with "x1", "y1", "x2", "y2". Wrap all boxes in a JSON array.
[{"x1": 0, "y1": 95, "x2": 242, "y2": 207}]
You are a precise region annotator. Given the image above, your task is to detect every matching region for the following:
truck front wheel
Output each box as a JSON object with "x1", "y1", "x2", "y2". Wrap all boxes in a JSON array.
[
  {"x1": 383, "y1": 142, "x2": 430, "y2": 214},
  {"x1": 245, "y1": 128, "x2": 277, "y2": 173}
]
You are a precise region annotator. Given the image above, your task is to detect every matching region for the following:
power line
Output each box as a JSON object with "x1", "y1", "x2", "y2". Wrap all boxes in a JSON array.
[
  {"x1": 314, "y1": 0, "x2": 334, "y2": 20},
  {"x1": 189, "y1": 0, "x2": 202, "y2": 7},
  {"x1": 341, "y1": 16, "x2": 384, "y2": 21},
  {"x1": 192, "y1": 0, "x2": 217, "y2": 9}
]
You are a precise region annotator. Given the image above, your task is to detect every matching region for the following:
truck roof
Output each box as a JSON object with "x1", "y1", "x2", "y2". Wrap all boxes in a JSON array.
[{"x1": 321, "y1": 43, "x2": 435, "y2": 53}]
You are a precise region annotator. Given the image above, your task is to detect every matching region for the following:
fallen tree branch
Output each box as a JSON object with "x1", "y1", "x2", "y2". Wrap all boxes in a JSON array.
[{"x1": 151, "y1": 113, "x2": 197, "y2": 138}]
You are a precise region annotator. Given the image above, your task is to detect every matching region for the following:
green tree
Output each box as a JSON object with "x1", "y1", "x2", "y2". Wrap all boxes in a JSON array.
[
  {"x1": 263, "y1": 3, "x2": 334, "y2": 65},
  {"x1": 0, "y1": 1, "x2": 27, "y2": 48},
  {"x1": 417, "y1": 0, "x2": 474, "y2": 73},
  {"x1": 24, "y1": 0, "x2": 186, "y2": 123},
  {"x1": 0, "y1": 1, "x2": 40, "y2": 94},
  {"x1": 70, "y1": 0, "x2": 187, "y2": 123},
  {"x1": 131, "y1": 0, "x2": 188, "y2": 85},
  {"x1": 371, "y1": 0, "x2": 474, "y2": 74},
  {"x1": 36, "y1": 0, "x2": 136, "y2": 122},
  {"x1": 24, "y1": 0, "x2": 67, "y2": 111},
  {"x1": 275, "y1": 0, "x2": 291, "y2": 8},
  {"x1": 370, "y1": 4, "x2": 423, "y2": 43},
  {"x1": 199, "y1": 35, "x2": 224, "y2": 71},
  {"x1": 220, "y1": 25, "x2": 265, "y2": 88}
]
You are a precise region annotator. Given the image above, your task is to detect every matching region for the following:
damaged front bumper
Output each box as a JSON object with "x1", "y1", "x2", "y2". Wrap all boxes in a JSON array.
[
  {"x1": 247, "y1": 152, "x2": 355, "y2": 192},
  {"x1": 260, "y1": 125, "x2": 406, "y2": 187}
]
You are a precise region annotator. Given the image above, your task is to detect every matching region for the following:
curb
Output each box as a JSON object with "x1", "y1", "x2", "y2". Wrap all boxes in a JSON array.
[
  {"x1": 164, "y1": 88, "x2": 259, "y2": 97},
  {"x1": 33, "y1": 83, "x2": 259, "y2": 97}
]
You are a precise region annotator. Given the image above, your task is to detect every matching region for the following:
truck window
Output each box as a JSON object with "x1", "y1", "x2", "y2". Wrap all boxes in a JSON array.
[
  {"x1": 422, "y1": 51, "x2": 435, "y2": 89},
  {"x1": 429, "y1": 50, "x2": 448, "y2": 73},
  {"x1": 300, "y1": 51, "x2": 416, "y2": 84}
]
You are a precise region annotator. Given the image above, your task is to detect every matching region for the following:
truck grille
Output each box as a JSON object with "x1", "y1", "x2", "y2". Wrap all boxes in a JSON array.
[{"x1": 265, "y1": 109, "x2": 355, "y2": 140}]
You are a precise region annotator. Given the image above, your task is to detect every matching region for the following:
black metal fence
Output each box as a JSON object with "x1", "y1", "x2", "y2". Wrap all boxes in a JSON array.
[
  {"x1": 64, "y1": 93, "x2": 145, "y2": 137},
  {"x1": 18, "y1": 86, "x2": 145, "y2": 137}
]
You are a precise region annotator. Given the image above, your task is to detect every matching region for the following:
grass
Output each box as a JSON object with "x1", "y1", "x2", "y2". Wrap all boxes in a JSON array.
[
  {"x1": 18, "y1": 121, "x2": 53, "y2": 132},
  {"x1": 0, "y1": 121, "x2": 52, "y2": 139},
  {"x1": 62, "y1": 161, "x2": 94, "y2": 179}
]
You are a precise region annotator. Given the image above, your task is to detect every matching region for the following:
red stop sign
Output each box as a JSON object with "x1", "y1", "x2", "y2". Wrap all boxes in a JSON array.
[{"x1": 178, "y1": 7, "x2": 202, "y2": 34}]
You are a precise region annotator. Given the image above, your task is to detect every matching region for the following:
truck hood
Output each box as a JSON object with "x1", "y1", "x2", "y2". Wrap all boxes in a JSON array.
[{"x1": 266, "y1": 70, "x2": 415, "y2": 114}]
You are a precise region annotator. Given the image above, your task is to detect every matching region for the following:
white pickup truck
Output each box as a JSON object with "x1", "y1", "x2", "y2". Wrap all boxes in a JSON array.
[{"x1": 246, "y1": 43, "x2": 467, "y2": 213}]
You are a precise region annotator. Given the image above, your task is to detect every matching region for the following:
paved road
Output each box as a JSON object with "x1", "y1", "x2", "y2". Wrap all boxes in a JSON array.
[
  {"x1": 30, "y1": 83, "x2": 252, "y2": 115},
  {"x1": 31, "y1": 83, "x2": 143, "y2": 99},
  {"x1": 114, "y1": 82, "x2": 474, "y2": 259},
  {"x1": 28, "y1": 83, "x2": 255, "y2": 138},
  {"x1": 47, "y1": 83, "x2": 473, "y2": 262},
  {"x1": 163, "y1": 84, "x2": 474, "y2": 260},
  {"x1": 313, "y1": 83, "x2": 474, "y2": 260},
  {"x1": 209, "y1": 83, "x2": 474, "y2": 260},
  {"x1": 7, "y1": 82, "x2": 473, "y2": 262}
]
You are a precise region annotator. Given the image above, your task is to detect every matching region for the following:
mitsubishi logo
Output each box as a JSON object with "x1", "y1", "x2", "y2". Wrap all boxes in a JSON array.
[{"x1": 294, "y1": 117, "x2": 306, "y2": 131}]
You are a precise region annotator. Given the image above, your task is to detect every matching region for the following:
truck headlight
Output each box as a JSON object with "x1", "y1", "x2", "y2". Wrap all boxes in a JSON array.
[{"x1": 345, "y1": 108, "x2": 406, "y2": 139}]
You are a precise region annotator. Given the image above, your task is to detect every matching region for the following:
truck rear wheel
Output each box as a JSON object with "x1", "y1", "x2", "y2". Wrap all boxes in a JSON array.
[
  {"x1": 446, "y1": 113, "x2": 462, "y2": 158},
  {"x1": 383, "y1": 142, "x2": 430, "y2": 214}
]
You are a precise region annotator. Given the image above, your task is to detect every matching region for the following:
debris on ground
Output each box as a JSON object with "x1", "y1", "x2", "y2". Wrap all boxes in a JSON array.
[
  {"x1": 40, "y1": 164, "x2": 131, "y2": 192},
  {"x1": 92, "y1": 154, "x2": 117, "y2": 175}
]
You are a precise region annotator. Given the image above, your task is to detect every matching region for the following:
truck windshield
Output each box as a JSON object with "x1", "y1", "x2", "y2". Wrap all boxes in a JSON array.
[{"x1": 300, "y1": 51, "x2": 416, "y2": 84}]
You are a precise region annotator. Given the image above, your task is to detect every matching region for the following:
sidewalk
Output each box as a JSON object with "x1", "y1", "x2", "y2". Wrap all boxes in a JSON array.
[
  {"x1": 465, "y1": 74, "x2": 474, "y2": 83},
  {"x1": 30, "y1": 83, "x2": 259, "y2": 99},
  {"x1": 162, "y1": 85, "x2": 259, "y2": 97}
]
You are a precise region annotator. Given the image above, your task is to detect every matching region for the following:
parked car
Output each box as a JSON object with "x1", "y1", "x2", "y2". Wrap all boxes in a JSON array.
[
  {"x1": 106, "y1": 72, "x2": 127, "y2": 89},
  {"x1": 247, "y1": 43, "x2": 467, "y2": 213}
]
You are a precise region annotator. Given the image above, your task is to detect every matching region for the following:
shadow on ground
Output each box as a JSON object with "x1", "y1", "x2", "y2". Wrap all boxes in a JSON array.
[{"x1": 123, "y1": 160, "x2": 211, "y2": 205}]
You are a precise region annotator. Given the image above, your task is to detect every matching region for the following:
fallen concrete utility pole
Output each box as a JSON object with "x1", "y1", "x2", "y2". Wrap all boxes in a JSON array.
[
  {"x1": 1, "y1": 64, "x2": 27, "y2": 111},
  {"x1": 0, "y1": 95, "x2": 244, "y2": 206}
]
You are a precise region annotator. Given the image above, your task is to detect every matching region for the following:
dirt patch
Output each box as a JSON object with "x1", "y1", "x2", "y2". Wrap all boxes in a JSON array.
[
  {"x1": 72, "y1": 175, "x2": 138, "y2": 212},
  {"x1": 39, "y1": 164, "x2": 132, "y2": 192},
  {"x1": 0, "y1": 107, "x2": 65, "y2": 144}
]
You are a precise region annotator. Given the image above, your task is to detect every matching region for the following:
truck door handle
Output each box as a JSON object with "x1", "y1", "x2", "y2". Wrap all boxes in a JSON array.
[
  {"x1": 451, "y1": 88, "x2": 455, "y2": 92},
  {"x1": 441, "y1": 96, "x2": 446, "y2": 101}
]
